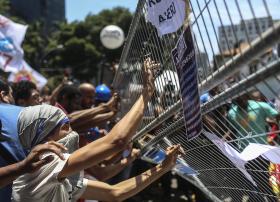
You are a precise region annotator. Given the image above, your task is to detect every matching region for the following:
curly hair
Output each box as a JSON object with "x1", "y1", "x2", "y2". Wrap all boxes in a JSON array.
[
  {"x1": 0, "y1": 79, "x2": 10, "y2": 93},
  {"x1": 12, "y1": 80, "x2": 37, "y2": 105}
]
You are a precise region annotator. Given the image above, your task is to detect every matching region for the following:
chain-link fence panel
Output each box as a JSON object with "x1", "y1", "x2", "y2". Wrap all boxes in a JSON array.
[{"x1": 113, "y1": 0, "x2": 280, "y2": 201}]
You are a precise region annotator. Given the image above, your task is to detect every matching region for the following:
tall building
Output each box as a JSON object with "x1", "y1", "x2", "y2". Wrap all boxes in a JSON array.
[
  {"x1": 218, "y1": 16, "x2": 275, "y2": 52},
  {"x1": 10, "y1": 0, "x2": 65, "y2": 29}
]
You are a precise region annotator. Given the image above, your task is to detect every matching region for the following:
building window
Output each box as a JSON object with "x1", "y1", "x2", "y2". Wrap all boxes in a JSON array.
[
  {"x1": 268, "y1": 19, "x2": 273, "y2": 27},
  {"x1": 41, "y1": 0, "x2": 48, "y2": 17},
  {"x1": 222, "y1": 29, "x2": 227, "y2": 37},
  {"x1": 249, "y1": 63, "x2": 258, "y2": 74},
  {"x1": 262, "y1": 24, "x2": 266, "y2": 31},
  {"x1": 248, "y1": 25, "x2": 253, "y2": 34},
  {"x1": 228, "y1": 40, "x2": 233, "y2": 47},
  {"x1": 254, "y1": 22, "x2": 259, "y2": 33}
]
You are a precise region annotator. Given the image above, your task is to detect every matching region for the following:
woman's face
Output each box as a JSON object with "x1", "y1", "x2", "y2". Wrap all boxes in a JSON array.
[{"x1": 48, "y1": 123, "x2": 72, "y2": 141}]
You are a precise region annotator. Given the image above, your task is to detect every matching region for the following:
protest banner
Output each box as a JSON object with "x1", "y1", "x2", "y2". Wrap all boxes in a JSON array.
[
  {"x1": 172, "y1": 26, "x2": 202, "y2": 140},
  {"x1": 8, "y1": 60, "x2": 47, "y2": 89},
  {"x1": 0, "y1": 15, "x2": 27, "y2": 73}
]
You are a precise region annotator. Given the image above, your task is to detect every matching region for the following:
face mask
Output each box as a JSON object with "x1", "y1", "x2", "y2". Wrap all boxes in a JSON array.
[{"x1": 57, "y1": 130, "x2": 79, "y2": 154}]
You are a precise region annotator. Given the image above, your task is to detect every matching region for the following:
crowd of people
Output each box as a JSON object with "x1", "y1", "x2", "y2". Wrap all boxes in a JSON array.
[
  {"x1": 202, "y1": 87, "x2": 280, "y2": 201},
  {"x1": 0, "y1": 58, "x2": 183, "y2": 202},
  {"x1": 202, "y1": 88, "x2": 280, "y2": 150},
  {"x1": 1, "y1": 53, "x2": 280, "y2": 201}
]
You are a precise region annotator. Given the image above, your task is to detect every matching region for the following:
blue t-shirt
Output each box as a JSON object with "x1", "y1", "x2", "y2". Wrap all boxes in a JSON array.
[{"x1": 0, "y1": 103, "x2": 26, "y2": 202}]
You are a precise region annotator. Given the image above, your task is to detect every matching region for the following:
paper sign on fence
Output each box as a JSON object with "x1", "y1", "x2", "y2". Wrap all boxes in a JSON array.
[
  {"x1": 146, "y1": 0, "x2": 186, "y2": 37},
  {"x1": 171, "y1": 26, "x2": 202, "y2": 140}
]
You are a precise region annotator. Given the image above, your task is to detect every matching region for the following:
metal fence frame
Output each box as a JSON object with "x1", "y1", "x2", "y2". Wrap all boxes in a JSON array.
[{"x1": 113, "y1": 0, "x2": 280, "y2": 201}]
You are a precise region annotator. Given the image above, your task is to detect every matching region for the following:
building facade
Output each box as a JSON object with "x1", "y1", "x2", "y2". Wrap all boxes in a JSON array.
[
  {"x1": 10, "y1": 0, "x2": 65, "y2": 29},
  {"x1": 218, "y1": 16, "x2": 274, "y2": 52}
]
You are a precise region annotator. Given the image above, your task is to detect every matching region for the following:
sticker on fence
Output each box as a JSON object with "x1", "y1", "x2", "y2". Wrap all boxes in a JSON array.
[
  {"x1": 171, "y1": 26, "x2": 202, "y2": 140},
  {"x1": 142, "y1": 147, "x2": 198, "y2": 175},
  {"x1": 146, "y1": 0, "x2": 186, "y2": 37}
]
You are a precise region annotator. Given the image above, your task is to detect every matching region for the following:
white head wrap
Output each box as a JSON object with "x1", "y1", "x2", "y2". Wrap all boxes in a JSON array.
[{"x1": 17, "y1": 104, "x2": 69, "y2": 149}]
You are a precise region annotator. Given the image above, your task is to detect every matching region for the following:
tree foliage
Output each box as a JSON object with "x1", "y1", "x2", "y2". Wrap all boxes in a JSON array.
[
  {"x1": 46, "y1": 7, "x2": 133, "y2": 81},
  {"x1": 0, "y1": 1, "x2": 133, "y2": 81},
  {"x1": 23, "y1": 21, "x2": 48, "y2": 69},
  {"x1": 0, "y1": 0, "x2": 10, "y2": 15}
]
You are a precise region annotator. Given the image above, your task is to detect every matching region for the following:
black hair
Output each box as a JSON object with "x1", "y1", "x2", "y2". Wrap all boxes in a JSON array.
[
  {"x1": 0, "y1": 79, "x2": 10, "y2": 93},
  {"x1": 57, "y1": 85, "x2": 81, "y2": 103},
  {"x1": 12, "y1": 80, "x2": 37, "y2": 105}
]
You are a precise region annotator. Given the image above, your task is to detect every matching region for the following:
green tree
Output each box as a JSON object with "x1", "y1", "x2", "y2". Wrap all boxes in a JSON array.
[
  {"x1": 0, "y1": 0, "x2": 10, "y2": 15},
  {"x1": 1, "y1": 3, "x2": 133, "y2": 82},
  {"x1": 46, "y1": 7, "x2": 133, "y2": 81},
  {"x1": 23, "y1": 21, "x2": 48, "y2": 70}
]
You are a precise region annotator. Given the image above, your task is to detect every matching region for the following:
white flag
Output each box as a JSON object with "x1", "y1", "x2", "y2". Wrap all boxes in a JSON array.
[
  {"x1": 0, "y1": 15, "x2": 27, "y2": 72},
  {"x1": 146, "y1": 0, "x2": 186, "y2": 37},
  {"x1": 8, "y1": 60, "x2": 47, "y2": 90}
]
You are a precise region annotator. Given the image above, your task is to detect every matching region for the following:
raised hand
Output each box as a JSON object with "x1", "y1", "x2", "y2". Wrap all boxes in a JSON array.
[
  {"x1": 161, "y1": 145, "x2": 182, "y2": 170},
  {"x1": 104, "y1": 92, "x2": 119, "y2": 113},
  {"x1": 143, "y1": 57, "x2": 160, "y2": 98},
  {"x1": 20, "y1": 141, "x2": 68, "y2": 173},
  {"x1": 128, "y1": 148, "x2": 140, "y2": 161},
  {"x1": 121, "y1": 148, "x2": 140, "y2": 164}
]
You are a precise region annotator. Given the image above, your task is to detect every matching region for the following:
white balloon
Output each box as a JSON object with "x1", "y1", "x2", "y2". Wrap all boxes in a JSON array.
[{"x1": 100, "y1": 25, "x2": 125, "y2": 49}]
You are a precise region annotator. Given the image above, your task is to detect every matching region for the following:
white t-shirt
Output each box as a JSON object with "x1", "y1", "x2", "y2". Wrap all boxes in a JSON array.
[{"x1": 12, "y1": 153, "x2": 88, "y2": 202}]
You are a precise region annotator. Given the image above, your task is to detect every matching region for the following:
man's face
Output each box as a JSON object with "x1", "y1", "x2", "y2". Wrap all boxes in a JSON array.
[
  {"x1": 0, "y1": 87, "x2": 15, "y2": 104},
  {"x1": 81, "y1": 90, "x2": 95, "y2": 109},
  {"x1": 235, "y1": 94, "x2": 249, "y2": 109},
  {"x1": 26, "y1": 89, "x2": 42, "y2": 106},
  {"x1": 67, "y1": 95, "x2": 81, "y2": 113}
]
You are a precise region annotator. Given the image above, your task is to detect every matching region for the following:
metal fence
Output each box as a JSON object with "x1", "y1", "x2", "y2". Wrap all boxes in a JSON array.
[{"x1": 113, "y1": 0, "x2": 280, "y2": 201}]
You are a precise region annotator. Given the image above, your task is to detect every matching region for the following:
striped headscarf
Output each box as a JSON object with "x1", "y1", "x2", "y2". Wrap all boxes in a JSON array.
[{"x1": 17, "y1": 104, "x2": 69, "y2": 150}]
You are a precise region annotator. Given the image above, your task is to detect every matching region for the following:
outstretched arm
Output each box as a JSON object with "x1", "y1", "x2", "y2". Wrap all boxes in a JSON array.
[
  {"x1": 49, "y1": 77, "x2": 68, "y2": 105},
  {"x1": 58, "y1": 58, "x2": 159, "y2": 179},
  {"x1": 72, "y1": 111, "x2": 115, "y2": 133},
  {"x1": 69, "y1": 94, "x2": 118, "y2": 133},
  {"x1": 0, "y1": 142, "x2": 67, "y2": 188},
  {"x1": 87, "y1": 149, "x2": 140, "y2": 181},
  {"x1": 81, "y1": 145, "x2": 180, "y2": 202}
]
